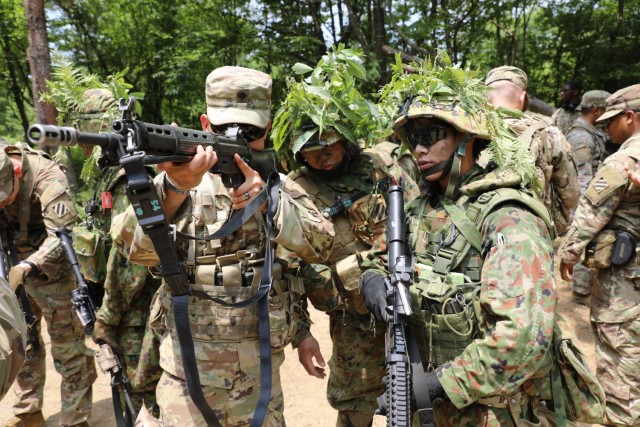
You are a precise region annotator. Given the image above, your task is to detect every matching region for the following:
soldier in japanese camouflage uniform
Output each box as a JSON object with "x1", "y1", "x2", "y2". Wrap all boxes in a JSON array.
[
  {"x1": 559, "y1": 84, "x2": 640, "y2": 426},
  {"x1": 0, "y1": 144, "x2": 96, "y2": 427},
  {"x1": 64, "y1": 88, "x2": 162, "y2": 416},
  {"x1": 112, "y1": 66, "x2": 335, "y2": 426},
  {"x1": 271, "y1": 49, "x2": 420, "y2": 427},
  {"x1": 565, "y1": 89, "x2": 611, "y2": 304},
  {"x1": 360, "y1": 54, "x2": 560, "y2": 426},
  {"x1": 485, "y1": 65, "x2": 579, "y2": 236}
]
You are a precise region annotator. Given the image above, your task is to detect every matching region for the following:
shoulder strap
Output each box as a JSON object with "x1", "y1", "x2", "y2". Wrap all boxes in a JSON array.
[
  {"x1": 517, "y1": 115, "x2": 550, "y2": 148},
  {"x1": 16, "y1": 148, "x2": 42, "y2": 247}
]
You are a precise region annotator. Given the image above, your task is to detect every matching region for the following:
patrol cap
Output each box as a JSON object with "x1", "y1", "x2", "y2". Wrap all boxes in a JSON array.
[
  {"x1": 597, "y1": 84, "x2": 640, "y2": 122},
  {"x1": 579, "y1": 90, "x2": 611, "y2": 109},
  {"x1": 205, "y1": 66, "x2": 272, "y2": 129},
  {"x1": 0, "y1": 147, "x2": 14, "y2": 203},
  {"x1": 485, "y1": 66, "x2": 528, "y2": 91}
]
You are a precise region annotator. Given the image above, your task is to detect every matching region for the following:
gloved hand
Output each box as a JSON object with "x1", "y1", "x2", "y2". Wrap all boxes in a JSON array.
[
  {"x1": 92, "y1": 320, "x2": 122, "y2": 355},
  {"x1": 8, "y1": 263, "x2": 30, "y2": 293},
  {"x1": 360, "y1": 271, "x2": 390, "y2": 322}
]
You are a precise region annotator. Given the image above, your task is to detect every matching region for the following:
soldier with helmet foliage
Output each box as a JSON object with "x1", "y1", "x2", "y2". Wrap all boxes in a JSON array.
[
  {"x1": 56, "y1": 83, "x2": 162, "y2": 417},
  {"x1": 272, "y1": 46, "x2": 420, "y2": 427},
  {"x1": 360, "y1": 52, "x2": 560, "y2": 425}
]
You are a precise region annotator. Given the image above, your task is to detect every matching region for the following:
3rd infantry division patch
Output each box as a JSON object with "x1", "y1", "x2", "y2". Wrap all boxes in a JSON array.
[
  {"x1": 593, "y1": 177, "x2": 609, "y2": 193},
  {"x1": 52, "y1": 201, "x2": 71, "y2": 217}
]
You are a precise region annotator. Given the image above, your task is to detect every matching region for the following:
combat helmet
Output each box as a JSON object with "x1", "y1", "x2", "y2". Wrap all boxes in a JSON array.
[
  {"x1": 272, "y1": 44, "x2": 386, "y2": 170},
  {"x1": 382, "y1": 50, "x2": 537, "y2": 193}
]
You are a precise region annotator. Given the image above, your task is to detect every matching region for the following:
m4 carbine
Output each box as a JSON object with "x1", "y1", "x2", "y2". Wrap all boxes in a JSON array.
[{"x1": 27, "y1": 97, "x2": 277, "y2": 188}]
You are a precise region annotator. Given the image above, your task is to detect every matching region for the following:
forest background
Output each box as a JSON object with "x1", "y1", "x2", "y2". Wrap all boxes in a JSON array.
[{"x1": 1, "y1": 0, "x2": 639, "y2": 147}]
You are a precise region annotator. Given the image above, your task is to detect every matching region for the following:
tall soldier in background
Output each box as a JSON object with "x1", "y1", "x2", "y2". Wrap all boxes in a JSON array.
[
  {"x1": 553, "y1": 80, "x2": 583, "y2": 135},
  {"x1": 565, "y1": 89, "x2": 611, "y2": 305},
  {"x1": 62, "y1": 88, "x2": 162, "y2": 416},
  {"x1": 112, "y1": 66, "x2": 335, "y2": 426},
  {"x1": 560, "y1": 84, "x2": 640, "y2": 426},
  {"x1": 360, "y1": 55, "x2": 558, "y2": 425},
  {"x1": 0, "y1": 145, "x2": 96, "y2": 427},
  {"x1": 485, "y1": 65, "x2": 579, "y2": 236},
  {"x1": 272, "y1": 48, "x2": 420, "y2": 427}
]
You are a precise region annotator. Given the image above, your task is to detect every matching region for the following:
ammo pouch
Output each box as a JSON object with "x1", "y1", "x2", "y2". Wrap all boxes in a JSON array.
[
  {"x1": 586, "y1": 229, "x2": 616, "y2": 270},
  {"x1": 71, "y1": 224, "x2": 107, "y2": 284},
  {"x1": 165, "y1": 255, "x2": 303, "y2": 350},
  {"x1": 409, "y1": 263, "x2": 480, "y2": 367},
  {"x1": 347, "y1": 193, "x2": 387, "y2": 248},
  {"x1": 611, "y1": 231, "x2": 636, "y2": 267},
  {"x1": 335, "y1": 254, "x2": 369, "y2": 315},
  {"x1": 551, "y1": 314, "x2": 606, "y2": 424}
]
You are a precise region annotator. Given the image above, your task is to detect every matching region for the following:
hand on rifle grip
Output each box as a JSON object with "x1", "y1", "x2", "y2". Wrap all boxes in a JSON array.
[{"x1": 360, "y1": 271, "x2": 390, "y2": 322}]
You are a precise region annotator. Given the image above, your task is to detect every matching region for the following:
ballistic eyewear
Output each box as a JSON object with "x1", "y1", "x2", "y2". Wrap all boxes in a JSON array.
[
  {"x1": 405, "y1": 124, "x2": 451, "y2": 150},
  {"x1": 212, "y1": 124, "x2": 266, "y2": 141}
]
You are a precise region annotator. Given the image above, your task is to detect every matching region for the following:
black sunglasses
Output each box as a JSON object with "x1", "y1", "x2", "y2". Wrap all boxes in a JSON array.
[
  {"x1": 405, "y1": 124, "x2": 451, "y2": 150},
  {"x1": 211, "y1": 124, "x2": 266, "y2": 141},
  {"x1": 601, "y1": 111, "x2": 625, "y2": 130}
]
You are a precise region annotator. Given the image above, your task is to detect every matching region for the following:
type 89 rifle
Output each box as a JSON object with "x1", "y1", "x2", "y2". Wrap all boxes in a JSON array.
[{"x1": 27, "y1": 97, "x2": 277, "y2": 188}]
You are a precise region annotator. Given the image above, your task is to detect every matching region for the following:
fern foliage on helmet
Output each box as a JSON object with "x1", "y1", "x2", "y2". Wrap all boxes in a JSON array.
[
  {"x1": 380, "y1": 50, "x2": 539, "y2": 191},
  {"x1": 272, "y1": 44, "x2": 385, "y2": 170},
  {"x1": 42, "y1": 55, "x2": 144, "y2": 185}
]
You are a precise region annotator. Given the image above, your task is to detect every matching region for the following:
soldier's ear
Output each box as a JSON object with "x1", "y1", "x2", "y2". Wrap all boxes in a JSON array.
[{"x1": 200, "y1": 114, "x2": 212, "y2": 132}]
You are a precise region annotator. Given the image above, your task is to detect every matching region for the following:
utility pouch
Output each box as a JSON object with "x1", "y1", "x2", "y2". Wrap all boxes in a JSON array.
[
  {"x1": 590, "y1": 229, "x2": 616, "y2": 270},
  {"x1": 71, "y1": 224, "x2": 106, "y2": 284},
  {"x1": 611, "y1": 231, "x2": 636, "y2": 267},
  {"x1": 336, "y1": 254, "x2": 369, "y2": 315}
]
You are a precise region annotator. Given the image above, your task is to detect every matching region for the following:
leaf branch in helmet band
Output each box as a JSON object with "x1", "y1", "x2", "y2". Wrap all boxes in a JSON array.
[
  {"x1": 379, "y1": 50, "x2": 540, "y2": 191},
  {"x1": 272, "y1": 44, "x2": 387, "y2": 170},
  {"x1": 42, "y1": 54, "x2": 145, "y2": 185}
]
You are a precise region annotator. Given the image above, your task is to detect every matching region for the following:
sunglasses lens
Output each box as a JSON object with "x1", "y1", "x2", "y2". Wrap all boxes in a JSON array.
[{"x1": 406, "y1": 125, "x2": 449, "y2": 150}]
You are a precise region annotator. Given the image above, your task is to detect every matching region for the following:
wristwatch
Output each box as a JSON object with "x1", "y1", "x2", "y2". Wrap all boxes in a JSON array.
[{"x1": 164, "y1": 174, "x2": 191, "y2": 196}]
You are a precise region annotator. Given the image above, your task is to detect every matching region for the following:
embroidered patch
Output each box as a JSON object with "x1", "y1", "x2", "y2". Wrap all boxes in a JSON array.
[
  {"x1": 593, "y1": 177, "x2": 609, "y2": 193},
  {"x1": 52, "y1": 201, "x2": 70, "y2": 217}
]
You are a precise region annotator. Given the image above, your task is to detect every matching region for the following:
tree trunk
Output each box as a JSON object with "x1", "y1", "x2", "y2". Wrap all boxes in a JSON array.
[{"x1": 23, "y1": 0, "x2": 56, "y2": 126}]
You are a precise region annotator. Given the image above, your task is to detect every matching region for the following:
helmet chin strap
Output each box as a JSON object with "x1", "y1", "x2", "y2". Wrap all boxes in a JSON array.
[{"x1": 444, "y1": 134, "x2": 472, "y2": 200}]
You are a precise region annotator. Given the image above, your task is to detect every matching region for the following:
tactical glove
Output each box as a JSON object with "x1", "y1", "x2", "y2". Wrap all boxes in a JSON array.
[
  {"x1": 8, "y1": 263, "x2": 29, "y2": 293},
  {"x1": 92, "y1": 320, "x2": 122, "y2": 355},
  {"x1": 360, "y1": 271, "x2": 390, "y2": 322}
]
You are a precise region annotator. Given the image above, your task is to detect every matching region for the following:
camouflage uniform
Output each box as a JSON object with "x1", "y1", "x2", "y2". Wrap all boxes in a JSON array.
[
  {"x1": 559, "y1": 84, "x2": 640, "y2": 426},
  {"x1": 113, "y1": 169, "x2": 334, "y2": 426},
  {"x1": 362, "y1": 165, "x2": 558, "y2": 426},
  {"x1": 0, "y1": 144, "x2": 96, "y2": 426},
  {"x1": 566, "y1": 115, "x2": 610, "y2": 297},
  {"x1": 506, "y1": 113, "x2": 579, "y2": 236},
  {"x1": 0, "y1": 275, "x2": 27, "y2": 402},
  {"x1": 89, "y1": 167, "x2": 162, "y2": 414},
  {"x1": 112, "y1": 66, "x2": 334, "y2": 426},
  {"x1": 552, "y1": 107, "x2": 580, "y2": 136},
  {"x1": 286, "y1": 142, "x2": 420, "y2": 426}
]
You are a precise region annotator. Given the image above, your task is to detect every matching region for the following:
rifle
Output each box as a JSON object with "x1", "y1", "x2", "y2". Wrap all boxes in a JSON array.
[
  {"x1": 56, "y1": 227, "x2": 138, "y2": 427},
  {"x1": 377, "y1": 184, "x2": 414, "y2": 426},
  {"x1": 0, "y1": 235, "x2": 8, "y2": 281},
  {"x1": 0, "y1": 224, "x2": 40, "y2": 353},
  {"x1": 26, "y1": 97, "x2": 277, "y2": 188}
]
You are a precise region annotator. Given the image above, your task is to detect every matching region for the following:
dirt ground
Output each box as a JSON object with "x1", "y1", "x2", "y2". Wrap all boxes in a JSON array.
[{"x1": 0, "y1": 278, "x2": 597, "y2": 427}]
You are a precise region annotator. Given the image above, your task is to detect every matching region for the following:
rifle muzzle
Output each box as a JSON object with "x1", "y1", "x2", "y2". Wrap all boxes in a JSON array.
[{"x1": 27, "y1": 124, "x2": 78, "y2": 146}]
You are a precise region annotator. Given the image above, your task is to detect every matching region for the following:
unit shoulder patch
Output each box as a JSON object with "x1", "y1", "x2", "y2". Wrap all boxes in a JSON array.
[{"x1": 585, "y1": 165, "x2": 627, "y2": 207}]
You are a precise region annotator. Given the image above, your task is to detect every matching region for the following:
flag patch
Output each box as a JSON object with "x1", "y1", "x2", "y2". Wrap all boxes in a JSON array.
[{"x1": 52, "y1": 201, "x2": 70, "y2": 217}]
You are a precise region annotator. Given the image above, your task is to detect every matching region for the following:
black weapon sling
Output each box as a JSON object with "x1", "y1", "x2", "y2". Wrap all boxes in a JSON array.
[{"x1": 120, "y1": 152, "x2": 278, "y2": 427}]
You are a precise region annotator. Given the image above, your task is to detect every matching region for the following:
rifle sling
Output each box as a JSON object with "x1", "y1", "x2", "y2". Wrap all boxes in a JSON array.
[{"x1": 120, "y1": 152, "x2": 276, "y2": 427}]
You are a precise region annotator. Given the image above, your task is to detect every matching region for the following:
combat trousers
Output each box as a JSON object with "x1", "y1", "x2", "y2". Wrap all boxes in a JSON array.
[
  {"x1": 327, "y1": 311, "x2": 385, "y2": 427},
  {"x1": 594, "y1": 320, "x2": 640, "y2": 426},
  {"x1": 572, "y1": 262, "x2": 594, "y2": 296},
  {"x1": 11, "y1": 269, "x2": 96, "y2": 426},
  {"x1": 156, "y1": 347, "x2": 286, "y2": 427}
]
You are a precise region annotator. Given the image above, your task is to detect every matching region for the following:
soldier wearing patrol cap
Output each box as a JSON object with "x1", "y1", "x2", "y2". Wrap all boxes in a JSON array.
[
  {"x1": 565, "y1": 89, "x2": 612, "y2": 305},
  {"x1": 113, "y1": 66, "x2": 335, "y2": 426},
  {"x1": 559, "y1": 83, "x2": 640, "y2": 426},
  {"x1": 0, "y1": 145, "x2": 96, "y2": 427},
  {"x1": 485, "y1": 65, "x2": 579, "y2": 236}
]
